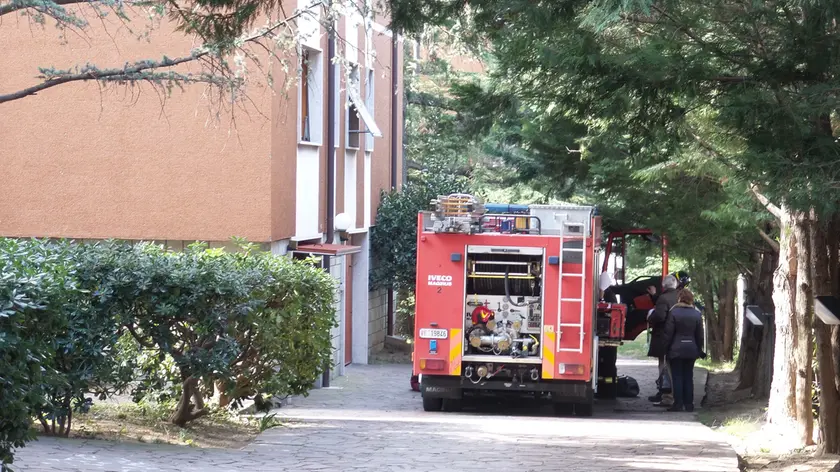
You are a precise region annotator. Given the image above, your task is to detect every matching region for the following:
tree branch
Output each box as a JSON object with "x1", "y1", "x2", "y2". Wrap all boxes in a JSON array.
[
  {"x1": 126, "y1": 324, "x2": 156, "y2": 349},
  {"x1": 406, "y1": 90, "x2": 455, "y2": 110},
  {"x1": 756, "y1": 225, "x2": 781, "y2": 253},
  {"x1": 0, "y1": 57, "x2": 216, "y2": 104},
  {"x1": 0, "y1": 9, "x2": 306, "y2": 105},
  {"x1": 749, "y1": 184, "x2": 783, "y2": 220},
  {"x1": 648, "y1": 4, "x2": 751, "y2": 69},
  {"x1": 406, "y1": 159, "x2": 472, "y2": 177},
  {"x1": 0, "y1": 0, "x2": 86, "y2": 18}
]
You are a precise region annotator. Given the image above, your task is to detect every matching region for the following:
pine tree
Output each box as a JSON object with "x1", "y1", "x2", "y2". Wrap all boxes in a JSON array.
[{"x1": 388, "y1": 0, "x2": 840, "y2": 449}]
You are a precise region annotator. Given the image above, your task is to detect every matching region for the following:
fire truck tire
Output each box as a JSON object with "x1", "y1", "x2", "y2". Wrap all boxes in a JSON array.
[
  {"x1": 442, "y1": 398, "x2": 463, "y2": 412},
  {"x1": 553, "y1": 402, "x2": 574, "y2": 416},
  {"x1": 597, "y1": 381, "x2": 618, "y2": 399},
  {"x1": 597, "y1": 346, "x2": 619, "y2": 399},
  {"x1": 423, "y1": 397, "x2": 443, "y2": 412},
  {"x1": 575, "y1": 401, "x2": 594, "y2": 417}
]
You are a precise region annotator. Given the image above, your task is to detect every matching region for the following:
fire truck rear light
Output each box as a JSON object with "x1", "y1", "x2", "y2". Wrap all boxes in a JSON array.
[
  {"x1": 558, "y1": 363, "x2": 585, "y2": 375},
  {"x1": 420, "y1": 359, "x2": 446, "y2": 370}
]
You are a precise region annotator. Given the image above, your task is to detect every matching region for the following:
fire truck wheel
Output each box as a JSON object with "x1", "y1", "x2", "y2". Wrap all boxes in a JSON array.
[
  {"x1": 552, "y1": 402, "x2": 574, "y2": 416},
  {"x1": 442, "y1": 398, "x2": 462, "y2": 412},
  {"x1": 596, "y1": 381, "x2": 618, "y2": 399},
  {"x1": 575, "y1": 401, "x2": 594, "y2": 417},
  {"x1": 422, "y1": 397, "x2": 443, "y2": 412}
]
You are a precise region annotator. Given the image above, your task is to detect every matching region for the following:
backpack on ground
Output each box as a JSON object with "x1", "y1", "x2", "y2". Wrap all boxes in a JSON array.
[{"x1": 617, "y1": 375, "x2": 640, "y2": 397}]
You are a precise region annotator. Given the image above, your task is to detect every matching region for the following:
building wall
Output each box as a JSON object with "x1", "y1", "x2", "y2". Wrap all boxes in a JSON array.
[
  {"x1": 351, "y1": 233, "x2": 371, "y2": 363},
  {"x1": 0, "y1": 2, "x2": 402, "y2": 244},
  {"x1": 0, "y1": 9, "x2": 280, "y2": 242},
  {"x1": 329, "y1": 253, "x2": 346, "y2": 380},
  {"x1": 416, "y1": 41, "x2": 486, "y2": 75},
  {"x1": 1, "y1": 0, "x2": 404, "y2": 371}
]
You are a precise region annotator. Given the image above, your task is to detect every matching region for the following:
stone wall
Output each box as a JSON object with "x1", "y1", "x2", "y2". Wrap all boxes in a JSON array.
[
  {"x1": 369, "y1": 287, "x2": 389, "y2": 355},
  {"x1": 328, "y1": 254, "x2": 345, "y2": 380}
]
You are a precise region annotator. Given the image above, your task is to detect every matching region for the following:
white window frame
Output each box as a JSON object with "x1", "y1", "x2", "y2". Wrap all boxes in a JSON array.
[
  {"x1": 345, "y1": 63, "x2": 381, "y2": 151},
  {"x1": 346, "y1": 64, "x2": 361, "y2": 150},
  {"x1": 365, "y1": 68, "x2": 375, "y2": 151},
  {"x1": 333, "y1": 61, "x2": 341, "y2": 148},
  {"x1": 299, "y1": 47, "x2": 324, "y2": 146}
]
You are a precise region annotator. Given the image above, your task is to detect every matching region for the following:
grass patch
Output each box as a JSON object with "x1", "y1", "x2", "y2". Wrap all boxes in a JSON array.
[
  {"x1": 618, "y1": 336, "x2": 648, "y2": 359},
  {"x1": 54, "y1": 401, "x2": 261, "y2": 449},
  {"x1": 697, "y1": 405, "x2": 765, "y2": 441},
  {"x1": 719, "y1": 416, "x2": 763, "y2": 440},
  {"x1": 619, "y1": 336, "x2": 738, "y2": 374},
  {"x1": 697, "y1": 358, "x2": 736, "y2": 372}
]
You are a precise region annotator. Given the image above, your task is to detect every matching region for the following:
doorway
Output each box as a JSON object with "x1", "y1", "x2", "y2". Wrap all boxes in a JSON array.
[{"x1": 345, "y1": 256, "x2": 353, "y2": 365}]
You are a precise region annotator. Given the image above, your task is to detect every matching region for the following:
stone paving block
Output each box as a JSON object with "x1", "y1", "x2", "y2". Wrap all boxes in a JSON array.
[{"x1": 13, "y1": 361, "x2": 737, "y2": 471}]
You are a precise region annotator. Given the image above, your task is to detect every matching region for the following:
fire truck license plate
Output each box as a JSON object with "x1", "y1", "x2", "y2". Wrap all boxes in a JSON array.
[{"x1": 419, "y1": 329, "x2": 448, "y2": 339}]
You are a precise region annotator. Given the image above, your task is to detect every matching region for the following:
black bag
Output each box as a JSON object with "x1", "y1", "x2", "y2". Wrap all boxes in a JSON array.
[{"x1": 617, "y1": 375, "x2": 640, "y2": 398}]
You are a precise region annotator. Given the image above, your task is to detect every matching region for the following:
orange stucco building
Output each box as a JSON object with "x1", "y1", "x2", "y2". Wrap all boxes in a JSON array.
[{"x1": 0, "y1": 0, "x2": 403, "y2": 379}]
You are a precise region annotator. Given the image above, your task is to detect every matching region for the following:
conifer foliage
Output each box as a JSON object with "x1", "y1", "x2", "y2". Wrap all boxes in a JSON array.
[{"x1": 387, "y1": 0, "x2": 840, "y2": 449}]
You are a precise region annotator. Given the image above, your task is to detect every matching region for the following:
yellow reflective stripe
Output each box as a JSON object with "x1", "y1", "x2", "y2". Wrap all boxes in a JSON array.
[
  {"x1": 542, "y1": 330, "x2": 556, "y2": 379},
  {"x1": 449, "y1": 329, "x2": 462, "y2": 375}
]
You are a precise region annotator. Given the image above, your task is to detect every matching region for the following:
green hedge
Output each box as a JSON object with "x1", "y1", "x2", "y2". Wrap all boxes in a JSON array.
[{"x1": 0, "y1": 239, "x2": 336, "y2": 467}]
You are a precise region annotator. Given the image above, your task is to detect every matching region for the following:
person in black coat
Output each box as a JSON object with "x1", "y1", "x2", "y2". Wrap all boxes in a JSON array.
[
  {"x1": 647, "y1": 274, "x2": 680, "y2": 405},
  {"x1": 664, "y1": 288, "x2": 706, "y2": 412}
]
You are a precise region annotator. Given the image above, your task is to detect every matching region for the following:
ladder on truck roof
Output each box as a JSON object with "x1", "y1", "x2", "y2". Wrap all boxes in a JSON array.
[{"x1": 558, "y1": 219, "x2": 587, "y2": 353}]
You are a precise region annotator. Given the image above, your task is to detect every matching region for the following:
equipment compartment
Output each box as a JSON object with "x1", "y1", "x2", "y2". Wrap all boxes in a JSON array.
[{"x1": 463, "y1": 247, "x2": 544, "y2": 359}]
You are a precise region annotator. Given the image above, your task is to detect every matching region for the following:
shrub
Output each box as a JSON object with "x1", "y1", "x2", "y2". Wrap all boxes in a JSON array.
[
  {"x1": 394, "y1": 293, "x2": 416, "y2": 339},
  {"x1": 219, "y1": 249, "x2": 336, "y2": 409},
  {"x1": 0, "y1": 239, "x2": 126, "y2": 467},
  {"x1": 0, "y1": 238, "x2": 336, "y2": 466},
  {"x1": 370, "y1": 166, "x2": 470, "y2": 291},
  {"x1": 89, "y1": 241, "x2": 336, "y2": 426},
  {"x1": 0, "y1": 239, "x2": 63, "y2": 466}
]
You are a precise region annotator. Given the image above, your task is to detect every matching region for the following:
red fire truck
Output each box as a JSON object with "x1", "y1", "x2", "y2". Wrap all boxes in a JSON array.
[{"x1": 411, "y1": 194, "x2": 667, "y2": 416}]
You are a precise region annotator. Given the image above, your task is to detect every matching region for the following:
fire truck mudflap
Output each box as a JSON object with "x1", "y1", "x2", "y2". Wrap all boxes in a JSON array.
[{"x1": 411, "y1": 195, "x2": 626, "y2": 416}]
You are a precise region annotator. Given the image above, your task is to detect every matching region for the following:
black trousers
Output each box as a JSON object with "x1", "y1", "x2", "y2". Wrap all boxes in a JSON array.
[{"x1": 669, "y1": 358, "x2": 696, "y2": 408}]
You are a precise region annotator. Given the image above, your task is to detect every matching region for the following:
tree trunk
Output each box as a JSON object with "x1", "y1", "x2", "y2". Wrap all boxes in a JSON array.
[
  {"x1": 814, "y1": 213, "x2": 840, "y2": 452},
  {"x1": 38, "y1": 413, "x2": 49, "y2": 434},
  {"x1": 793, "y1": 213, "x2": 815, "y2": 445},
  {"x1": 754, "y1": 300, "x2": 777, "y2": 399},
  {"x1": 64, "y1": 404, "x2": 73, "y2": 438},
  {"x1": 216, "y1": 375, "x2": 252, "y2": 409},
  {"x1": 829, "y1": 216, "x2": 840, "y2": 295},
  {"x1": 57, "y1": 392, "x2": 72, "y2": 437},
  {"x1": 171, "y1": 376, "x2": 209, "y2": 427},
  {"x1": 718, "y1": 278, "x2": 737, "y2": 361},
  {"x1": 756, "y1": 248, "x2": 778, "y2": 398},
  {"x1": 768, "y1": 206, "x2": 814, "y2": 445},
  {"x1": 700, "y1": 274, "x2": 722, "y2": 362}
]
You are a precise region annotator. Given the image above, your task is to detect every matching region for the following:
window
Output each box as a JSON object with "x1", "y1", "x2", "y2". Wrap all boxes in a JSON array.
[
  {"x1": 347, "y1": 65, "x2": 361, "y2": 149},
  {"x1": 333, "y1": 62, "x2": 340, "y2": 147},
  {"x1": 365, "y1": 69, "x2": 375, "y2": 151},
  {"x1": 346, "y1": 63, "x2": 381, "y2": 150},
  {"x1": 300, "y1": 50, "x2": 311, "y2": 142},
  {"x1": 299, "y1": 48, "x2": 323, "y2": 144}
]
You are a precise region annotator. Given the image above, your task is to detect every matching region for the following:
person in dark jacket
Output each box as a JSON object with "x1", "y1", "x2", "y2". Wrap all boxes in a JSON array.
[
  {"x1": 664, "y1": 288, "x2": 706, "y2": 412},
  {"x1": 647, "y1": 274, "x2": 680, "y2": 405}
]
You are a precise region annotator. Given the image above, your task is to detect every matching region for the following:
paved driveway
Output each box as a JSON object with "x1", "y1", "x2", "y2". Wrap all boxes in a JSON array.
[{"x1": 13, "y1": 361, "x2": 738, "y2": 472}]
